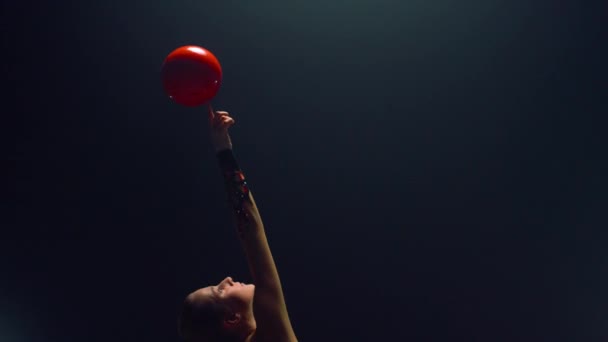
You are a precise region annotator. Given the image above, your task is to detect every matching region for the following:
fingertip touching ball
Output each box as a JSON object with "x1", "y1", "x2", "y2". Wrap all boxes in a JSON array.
[{"x1": 161, "y1": 45, "x2": 222, "y2": 107}]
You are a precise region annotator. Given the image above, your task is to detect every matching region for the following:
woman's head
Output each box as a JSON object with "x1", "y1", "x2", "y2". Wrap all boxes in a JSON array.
[{"x1": 178, "y1": 277, "x2": 256, "y2": 342}]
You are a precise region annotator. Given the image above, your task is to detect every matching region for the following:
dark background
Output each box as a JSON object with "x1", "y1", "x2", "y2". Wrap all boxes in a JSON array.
[{"x1": 3, "y1": 0, "x2": 607, "y2": 341}]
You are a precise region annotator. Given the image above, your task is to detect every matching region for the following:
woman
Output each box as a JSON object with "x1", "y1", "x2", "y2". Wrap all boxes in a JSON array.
[{"x1": 178, "y1": 106, "x2": 298, "y2": 342}]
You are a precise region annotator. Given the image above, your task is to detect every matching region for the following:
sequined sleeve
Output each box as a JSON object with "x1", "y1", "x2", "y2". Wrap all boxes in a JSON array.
[{"x1": 216, "y1": 149, "x2": 252, "y2": 233}]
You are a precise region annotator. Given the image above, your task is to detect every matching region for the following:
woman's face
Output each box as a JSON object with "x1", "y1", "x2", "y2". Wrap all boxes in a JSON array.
[
  {"x1": 188, "y1": 276, "x2": 255, "y2": 317},
  {"x1": 181, "y1": 277, "x2": 256, "y2": 340},
  {"x1": 214, "y1": 276, "x2": 255, "y2": 308}
]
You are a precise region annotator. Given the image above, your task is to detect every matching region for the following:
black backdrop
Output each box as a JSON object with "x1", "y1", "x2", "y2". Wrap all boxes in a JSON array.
[{"x1": 4, "y1": 1, "x2": 607, "y2": 341}]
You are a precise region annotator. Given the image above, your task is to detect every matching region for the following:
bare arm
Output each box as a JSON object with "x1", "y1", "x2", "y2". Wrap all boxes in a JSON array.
[{"x1": 209, "y1": 106, "x2": 297, "y2": 342}]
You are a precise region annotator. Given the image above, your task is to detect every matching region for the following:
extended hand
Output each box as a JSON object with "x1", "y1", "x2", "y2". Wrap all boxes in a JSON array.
[{"x1": 208, "y1": 104, "x2": 235, "y2": 152}]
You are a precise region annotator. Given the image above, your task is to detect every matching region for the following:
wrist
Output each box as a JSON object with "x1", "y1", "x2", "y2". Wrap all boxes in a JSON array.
[{"x1": 212, "y1": 134, "x2": 233, "y2": 153}]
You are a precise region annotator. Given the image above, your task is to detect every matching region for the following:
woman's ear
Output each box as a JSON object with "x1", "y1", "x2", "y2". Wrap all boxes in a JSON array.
[{"x1": 223, "y1": 311, "x2": 242, "y2": 327}]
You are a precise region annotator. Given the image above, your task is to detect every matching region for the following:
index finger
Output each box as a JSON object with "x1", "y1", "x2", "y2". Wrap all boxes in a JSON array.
[{"x1": 207, "y1": 104, "x2": 215, "y2": 121}]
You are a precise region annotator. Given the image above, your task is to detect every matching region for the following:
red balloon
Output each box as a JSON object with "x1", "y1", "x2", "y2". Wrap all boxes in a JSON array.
[{"x1": 161, "y1": 45, "x2": 222, "y2": 107}]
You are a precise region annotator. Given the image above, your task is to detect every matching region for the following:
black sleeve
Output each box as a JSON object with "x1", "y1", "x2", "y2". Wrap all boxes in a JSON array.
[
  {"x1": 216, "y1": 148, "x2": 241, "y2": 173},
  {"x1": 216, "y1": 149, "x2": 251, "y2": 233}
]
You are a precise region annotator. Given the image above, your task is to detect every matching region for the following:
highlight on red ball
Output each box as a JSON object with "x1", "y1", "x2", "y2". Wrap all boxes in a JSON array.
[{"x1": 161, "y1": 45, "x2": 222, "y2": 107}]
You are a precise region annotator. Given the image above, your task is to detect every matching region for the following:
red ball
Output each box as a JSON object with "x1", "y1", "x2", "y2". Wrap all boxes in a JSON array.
[{"x1": 161, "y1": 45, "x2": 222, "y2": 107}]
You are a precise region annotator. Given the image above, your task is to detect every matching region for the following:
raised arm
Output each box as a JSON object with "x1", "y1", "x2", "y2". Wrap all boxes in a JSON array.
[{"x1": 208, "y1": 106, "x2": 297, "y2": 342}]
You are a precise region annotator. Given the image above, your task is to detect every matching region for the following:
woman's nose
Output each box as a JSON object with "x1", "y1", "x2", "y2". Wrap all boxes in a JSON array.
[{"x1": 222, "y1": 276, "x2": 234, "y2": 285}]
